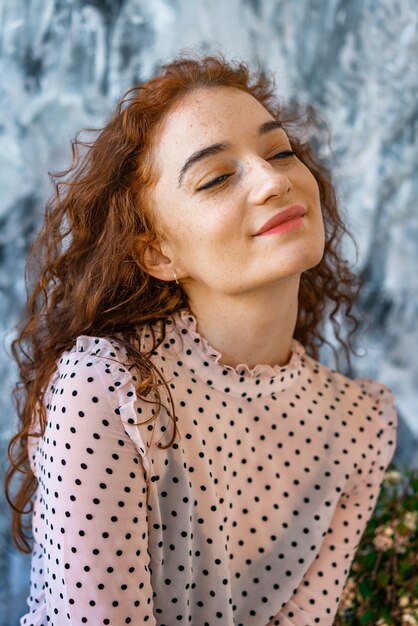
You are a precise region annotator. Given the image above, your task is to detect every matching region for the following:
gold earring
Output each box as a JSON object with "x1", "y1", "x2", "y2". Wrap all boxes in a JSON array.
[{"x1": 173, "y1": 270, "x2": 180, "y2": 285}]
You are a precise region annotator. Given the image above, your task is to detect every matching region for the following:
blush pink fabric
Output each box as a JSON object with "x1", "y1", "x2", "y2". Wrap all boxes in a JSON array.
[{"x1": 21, "y1": 308, "x2": 398, "y2": 626}]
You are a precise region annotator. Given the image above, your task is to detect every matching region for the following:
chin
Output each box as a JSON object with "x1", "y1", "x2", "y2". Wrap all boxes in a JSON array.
[
  {"x1": 303, "y1": 247, "x2": 325, "y2": 271},
  {"x1": 282, "y1": 237, "x2": 325, "y2": 272}
]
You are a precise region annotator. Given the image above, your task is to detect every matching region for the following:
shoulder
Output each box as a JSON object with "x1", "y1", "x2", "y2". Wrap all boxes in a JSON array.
[
  {"x1": 305, "y1": 352, "x2": 397, "y2": 430},
  {"x1": 52, "y1": 333, "x2": 141, "y2": 387},
  {"x1": 352, "y1": 376, "x2": 398, "y2": 470},
  {"x1": 61, "y1": 333, "x2": 133, "y2": 367},
  {"x1": 332, "y1": 366, "x2": 398, "y2": 471},
  {"x1": 303, "y1": 353, "x2": 398, "y2": 468},
  {"x1": 42, "y1": 333, "x2": 151, "y2": 466},
  {"x1": 46, "y1": 334, "x2": 138, "y2": 407},
  {"x1": 341, "y1": 373, "x2": 398, "y2": 434}
]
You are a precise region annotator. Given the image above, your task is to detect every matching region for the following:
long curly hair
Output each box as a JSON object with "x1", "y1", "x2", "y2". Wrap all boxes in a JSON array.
[{"x1": 5, "y1": 51, "x2": 364, "y2": 552}]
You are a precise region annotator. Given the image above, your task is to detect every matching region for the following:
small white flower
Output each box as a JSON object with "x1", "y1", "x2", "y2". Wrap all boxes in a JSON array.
[
  {"x1": 403, "y1": 511, "x2": 417, "y2": 531},
  {"x1": 373, "y1": 534, "x2": 393, "y2": 551},
  {"x1": 395, "y1": 543, "x2": 407, "y2": 554},
  {"x1": 383, "y1": 470, "x2": 403, "y2": 484}
]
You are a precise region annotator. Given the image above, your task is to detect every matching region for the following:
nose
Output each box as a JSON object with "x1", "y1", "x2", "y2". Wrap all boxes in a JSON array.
[{"x1": 246, "y1": 157, "x2": 292, "y2": 205}]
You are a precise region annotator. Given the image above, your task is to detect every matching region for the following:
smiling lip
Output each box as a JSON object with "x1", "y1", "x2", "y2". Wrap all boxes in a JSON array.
[{"x1": 254, "y1": 205, "x2": 307, "y2": 236}]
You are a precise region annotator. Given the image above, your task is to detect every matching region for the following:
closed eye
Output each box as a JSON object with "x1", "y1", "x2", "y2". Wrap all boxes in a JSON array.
[
  {"x1": 270, "y1": 150, "x2": 295, "y2": 161},
  {"x1": 196, "y1": 150, "x2": 296, "y2": 191}
]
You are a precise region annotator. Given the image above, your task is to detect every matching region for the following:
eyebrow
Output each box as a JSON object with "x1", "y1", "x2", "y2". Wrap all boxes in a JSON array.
[{"x1": 177, "y1": 119, "x2": 284, "y2": 187}]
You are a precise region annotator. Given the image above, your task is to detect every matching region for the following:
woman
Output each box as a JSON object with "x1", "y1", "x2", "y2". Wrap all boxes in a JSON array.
[{"x1": 6, "y1": 53, "x2": 398, "y2": 626}]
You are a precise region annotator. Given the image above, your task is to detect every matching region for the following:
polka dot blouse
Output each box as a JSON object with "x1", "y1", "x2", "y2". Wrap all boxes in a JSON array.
[{"x1": 21, "y1": 308, "x2": 398, "y2": 626}]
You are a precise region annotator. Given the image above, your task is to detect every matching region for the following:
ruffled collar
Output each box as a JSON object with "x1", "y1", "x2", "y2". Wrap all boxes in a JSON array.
[{"x1": 164, "y1": 307, "x2": 306, "y2": 397}]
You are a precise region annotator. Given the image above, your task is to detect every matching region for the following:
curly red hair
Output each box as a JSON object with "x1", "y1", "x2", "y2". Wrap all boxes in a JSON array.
[{"x1": 5, "y1": 51, "x2": 364, "y2": 552}]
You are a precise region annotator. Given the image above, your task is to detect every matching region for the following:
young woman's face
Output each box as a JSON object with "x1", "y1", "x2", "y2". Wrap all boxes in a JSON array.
[{"x1": 147, "y1": 86, "x2": 325, "y2": 295}]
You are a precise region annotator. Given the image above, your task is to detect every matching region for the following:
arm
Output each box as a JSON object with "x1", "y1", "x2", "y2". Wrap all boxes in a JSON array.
[
  {"x1": 32, "y1": 343, "x2": 156, "y2": 625},
  {"x1": 268, "y1": 382, "x2": 398, "y2": 626}
]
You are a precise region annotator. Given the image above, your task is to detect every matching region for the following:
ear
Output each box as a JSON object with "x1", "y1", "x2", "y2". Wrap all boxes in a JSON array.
[{"x1": 135, "y1": 233, "x2": 177, "y2": 282}]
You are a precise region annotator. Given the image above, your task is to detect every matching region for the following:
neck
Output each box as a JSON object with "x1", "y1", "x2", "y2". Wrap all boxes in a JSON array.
[{"x1": 186, "y1": 275, "x2": 300, "y2": 369}]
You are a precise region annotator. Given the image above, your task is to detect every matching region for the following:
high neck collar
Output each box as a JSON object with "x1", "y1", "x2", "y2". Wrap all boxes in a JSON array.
[{"x1": 164, "y1": 307, "x2": 306, "y2": 398}]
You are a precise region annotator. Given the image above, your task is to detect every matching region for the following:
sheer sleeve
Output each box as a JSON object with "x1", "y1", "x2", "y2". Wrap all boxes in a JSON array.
[
  {"x1": 267, "y1": 381, "x2": 398, "y2": 626},
  {"x1": 21, "y1": 336, "x2": 156, "y2": 626}
]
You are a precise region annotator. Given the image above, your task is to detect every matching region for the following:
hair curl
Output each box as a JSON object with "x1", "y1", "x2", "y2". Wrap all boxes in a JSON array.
[{"x1": 5, "y1": 51, "x2": 364, "y2": 552}]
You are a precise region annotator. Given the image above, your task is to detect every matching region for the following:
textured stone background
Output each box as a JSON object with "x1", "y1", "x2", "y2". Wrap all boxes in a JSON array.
[{"x1": 1, "y1": 1, "x2": 417, "y2": 623}]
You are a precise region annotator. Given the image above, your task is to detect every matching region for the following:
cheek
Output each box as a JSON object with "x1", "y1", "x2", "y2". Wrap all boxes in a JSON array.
[
  {"x1": 151, "y1": 190, "x2": 190, "y2": 246},
  {"x1": 298, "y1": 167, "x2": 320, "y2": 200},
  {"x1": 159, "y1": 208, "x2": 214, "y2": 259},
  {"x1": 184, "y1": 201, "x2": 235, "y2": 247}
]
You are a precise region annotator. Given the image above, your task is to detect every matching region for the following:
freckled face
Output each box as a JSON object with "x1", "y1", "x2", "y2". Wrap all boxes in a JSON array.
[{"x1": 148, "y1": 86, "x2": 325, "y2": 295}]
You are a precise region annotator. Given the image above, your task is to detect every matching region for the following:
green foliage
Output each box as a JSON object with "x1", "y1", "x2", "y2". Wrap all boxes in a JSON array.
[{"x1": 335, "y1": 465, "x2": 418, "y2": 626}]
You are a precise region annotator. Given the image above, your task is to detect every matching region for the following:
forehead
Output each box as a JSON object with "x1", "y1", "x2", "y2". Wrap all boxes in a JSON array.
[
  {"x1": 152, "y1": 87, "x2": 275, "y2": 168},
  {"x1": 161, "y1": 86, "x2": 271, "y2": 135}
]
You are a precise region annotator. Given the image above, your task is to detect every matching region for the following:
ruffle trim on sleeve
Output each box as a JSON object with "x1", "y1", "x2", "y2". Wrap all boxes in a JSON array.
[
  {"x1": 356, "y1": 378, "x2": 398, "y2": 472},
  {"x1": 75, "y1": 335, "x2": 152, "y2": 475}
]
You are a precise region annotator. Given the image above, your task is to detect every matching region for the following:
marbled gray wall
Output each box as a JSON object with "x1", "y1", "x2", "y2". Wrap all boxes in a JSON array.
[{"x1": 1, "y1": 0, "x2": 417, "y2": 623}]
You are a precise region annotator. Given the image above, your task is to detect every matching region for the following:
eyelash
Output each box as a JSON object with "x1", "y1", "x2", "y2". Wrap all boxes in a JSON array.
[{"x1": 196, "y1": 150, "x2": 296, "y2": 191}]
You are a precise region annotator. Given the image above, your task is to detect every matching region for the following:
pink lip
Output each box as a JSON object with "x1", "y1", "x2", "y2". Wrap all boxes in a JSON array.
[{"x1": 253, "y1": 205, "x2": 307, "y2": 236}]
